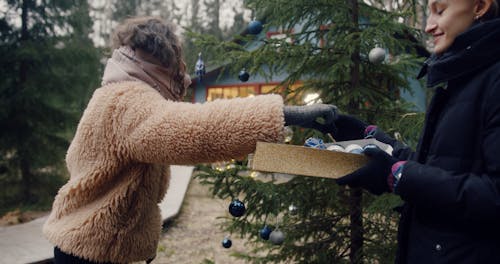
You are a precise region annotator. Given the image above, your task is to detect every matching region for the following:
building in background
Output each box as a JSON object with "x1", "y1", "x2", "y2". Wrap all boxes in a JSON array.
[{"x1": 189, "y1": 19, "x2": 429, "y2": 112}]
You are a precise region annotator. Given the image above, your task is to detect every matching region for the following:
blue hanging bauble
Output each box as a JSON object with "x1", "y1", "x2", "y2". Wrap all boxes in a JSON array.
[
  {"x1": 259, "y1": 225, "x2": 272, "y2": 240},
  {"x1": 248, "y1": 20, "x2": 263, "y2": 35},
  {"x1": 195, "y1": 52, "x2": 206, "y2": 82},
  {"x1": 222, "y1": 237, "x2": 232, "y2": 248},
  {"x1": 238, "y1": 68, "x2": 250, "y2": 82},
  {"x1": 228, "y1": 199, "x2": 246, "y2": 217}
]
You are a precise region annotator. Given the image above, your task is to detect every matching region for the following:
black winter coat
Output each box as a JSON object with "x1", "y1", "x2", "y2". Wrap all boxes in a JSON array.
[{"x1": 395, "y1": 18, "x2": 500, "y2": 264}]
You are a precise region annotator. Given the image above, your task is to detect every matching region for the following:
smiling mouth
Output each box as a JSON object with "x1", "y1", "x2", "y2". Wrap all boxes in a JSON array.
[{"x1": 433, "y1": 33, "x2": 444, "y2": 44}]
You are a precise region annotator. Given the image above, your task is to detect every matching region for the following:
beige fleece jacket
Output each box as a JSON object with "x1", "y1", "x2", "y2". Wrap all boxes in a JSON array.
[{"x1": 43, "y1": 81, "x2": 284, "y2": 263}]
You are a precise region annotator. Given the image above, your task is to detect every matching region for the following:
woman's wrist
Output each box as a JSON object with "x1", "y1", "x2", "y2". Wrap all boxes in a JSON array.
[{"x1": 388, "y1": 161, "x2": 407, "y2": 193}]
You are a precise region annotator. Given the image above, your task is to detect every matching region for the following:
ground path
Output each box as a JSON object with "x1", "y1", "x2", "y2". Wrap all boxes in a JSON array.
[{"x1": 153, "y1": 176, "x2": 248, "y2": 264}]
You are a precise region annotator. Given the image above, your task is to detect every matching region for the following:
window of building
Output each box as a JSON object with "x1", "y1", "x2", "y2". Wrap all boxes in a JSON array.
[
  {"x1": 319, "y1": 23, "x2": 335, "y2": 48},
  {"x1": 206, "y1": 85, "x2": 257, "y2": 101},
  {"x1": 266, "y1": 29, "x2": 294, "y2": 49},
  {"x1": 206, "y1": 82, "x2": 306, "y2": 103}
]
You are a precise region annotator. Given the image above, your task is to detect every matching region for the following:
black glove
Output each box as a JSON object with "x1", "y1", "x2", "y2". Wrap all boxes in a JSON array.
[
  {"x1": 330, "y1": 114, "x2": 368, "y2": 141},
  {"x1": 336, "y1": 146, "x2": 398, "y2": 195},
  {"x1": 284, "y1": 104, "x2": 337, "y2": 134},
  {"x1": 365, "y1": 125, "x2": 412, "y2": 160}
]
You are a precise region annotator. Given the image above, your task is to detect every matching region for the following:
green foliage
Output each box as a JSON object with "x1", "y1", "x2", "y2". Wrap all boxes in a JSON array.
[
  {"x1": 0, "y1": 0, "x2": 101, "y2": 214},
  {"x1": 182, "y1": 0, "x2": 249, "y2": 77},
  {"x1": 190, "y1": 0, "x2": 427, "y2": 263},
  {"x1": 196, "y1": 162, "x2": 402, "y2": 263}
]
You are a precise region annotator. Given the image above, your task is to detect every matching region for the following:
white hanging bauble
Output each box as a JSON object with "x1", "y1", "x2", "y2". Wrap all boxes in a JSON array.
[{"x1": 369, "y1": 47, "x2": 386, "y2": 64}]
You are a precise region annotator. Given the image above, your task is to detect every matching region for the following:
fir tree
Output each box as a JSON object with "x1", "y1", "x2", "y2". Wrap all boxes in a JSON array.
[
  {"x1": 0, "y1": 0, "x2": 101, "y2": 214},
  {"x1": 191, "y1": 0, "x2": 426, "y2": 263}
]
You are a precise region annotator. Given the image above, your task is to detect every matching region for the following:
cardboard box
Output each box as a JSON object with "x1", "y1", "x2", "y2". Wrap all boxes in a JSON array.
[{"x1": 250, "y1": 139, "x2": 392, "y2": 179}]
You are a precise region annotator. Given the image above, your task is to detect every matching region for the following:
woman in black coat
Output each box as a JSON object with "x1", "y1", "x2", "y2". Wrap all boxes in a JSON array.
[{"x1": 334, "y1": 0, "x2": 500, "y2": 263}]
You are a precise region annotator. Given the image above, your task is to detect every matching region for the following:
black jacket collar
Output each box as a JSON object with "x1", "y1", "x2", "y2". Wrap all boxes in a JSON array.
[{"x1": 418, "y1": 18, "x2": 500, "y2": 88}]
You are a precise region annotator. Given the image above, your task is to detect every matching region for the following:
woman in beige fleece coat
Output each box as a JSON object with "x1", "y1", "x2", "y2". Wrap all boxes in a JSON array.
[{"x1": 43, "y1": 16, "x2": 337, "y2": 264}]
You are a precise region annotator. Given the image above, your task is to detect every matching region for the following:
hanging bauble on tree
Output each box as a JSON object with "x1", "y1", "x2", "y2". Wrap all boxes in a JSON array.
[
  {"x1": 269, "y1": 229, "x2": 285, "y2": 245},
  {"x1": 195, "y1": 52, "x2": 206, "y2": 82},
  {"x1": 259, "y1": 225, "x2": 272, "y2": 240},
  {"x1": 222, "y1": 237, "x2": 232, "y2": 248},
  {"x1": 288, "y1": 204, "x2": 298, "y2": 215},
  {"x1": 228, "y1": 199, "x2": 246, "y2": 217},
  {"x1": 247, "y1": 19, "x2": 263, "y2": 35},
  {"x1": 368, "y1": 47, "x2": 386, "y2": 64},
  {"x1": 238, "y1": 68, "x2": 250, "y2": 82}
]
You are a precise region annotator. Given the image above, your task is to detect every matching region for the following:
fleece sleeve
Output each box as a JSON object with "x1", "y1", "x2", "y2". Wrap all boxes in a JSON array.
[{"x1": 116, "y1": 84, "x2": 284, "y2": 165}]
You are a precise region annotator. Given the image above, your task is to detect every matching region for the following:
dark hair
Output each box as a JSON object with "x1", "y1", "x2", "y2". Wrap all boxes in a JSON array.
[
  {"x1": 111, "y1": 16, "x2": 184, "y2": 74},
  {"x1": 482, "y1": 0, "x2": 499, "y2": 21}
]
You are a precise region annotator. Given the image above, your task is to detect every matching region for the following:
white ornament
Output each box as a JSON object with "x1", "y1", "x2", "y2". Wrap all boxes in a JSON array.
[
  {"x1": 369, "y1": 47, "x2": 386, "y2": 64},
  {"x1": 345, "y1": 144, "x2": 363, "y2": 154},
  {"x1": 284, "y1": 126, "x2": 294, "y2": 143},
  {"x1": 326, "y1": 144, "x2": 345, "y2": 152}
]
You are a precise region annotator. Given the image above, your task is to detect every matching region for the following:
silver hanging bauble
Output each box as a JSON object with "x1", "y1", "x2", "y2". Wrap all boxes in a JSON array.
[
  {"x1": 368, "y1": 47, "x2": 386, "y2": 64},
  {"x1": 269, "y1": 229, "x2": 285, "y2": 245}
]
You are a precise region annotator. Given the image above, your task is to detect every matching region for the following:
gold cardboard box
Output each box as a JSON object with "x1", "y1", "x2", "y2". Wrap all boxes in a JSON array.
[{"x1": 251, "y1": 139, "x2": 392, "y2": 179}]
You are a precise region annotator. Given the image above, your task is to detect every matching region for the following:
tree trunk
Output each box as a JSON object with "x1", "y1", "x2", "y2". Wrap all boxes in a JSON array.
[
  {"x1": 20, "y1": 0, "x2": 29, "y2": 84},
  {"x1": 19, "y1": 0, "x2": 33, "y2": 204},
  {"x1": 348, "y1": 0, "x2": 364, "y2": 263}
]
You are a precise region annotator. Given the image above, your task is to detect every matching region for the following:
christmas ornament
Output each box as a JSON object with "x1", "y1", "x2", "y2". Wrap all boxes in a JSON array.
[
  {"x1": 228, "y1": 199, "x2": 246, "y2": 217},
  {"x1": 222, "y1": 237, "x2": 232, "y2": 248},
  {"x1": 304, "y1": 137, "x2": 327, "y2": 149},
  {"x1": 363, "y1": 143, "x2": 379, "y2": 151},
  {"x1": 269, "y1": 229, "x2": 285, "y2": 245},
  {"x1": 284, "y1": 126, "x2": 293, "y2": 143},
  {"x1": 238, "y1": 68, "x2": 250, "y2": 82},
  {"x1": 259, "y1": 225, "x2": 272, "y2": 240},
  {"x1": 288, "y1": 204, "x2": 298, "y2": 215},
  {"x1": 345, "y1": 144, "x2": 363, "y2": 154},
  {"x1": 247, "y1": 19, "x2": 263, "y2": 35},
  {"x1": 326, "y1": 144, "x2": 345, "y2": 152},
  {"x1": 195, "y1": 52, "x2": 206, "y2": 82},
  {"x1": 368, "y1": 47, "x2": 386, "y2": 64}
]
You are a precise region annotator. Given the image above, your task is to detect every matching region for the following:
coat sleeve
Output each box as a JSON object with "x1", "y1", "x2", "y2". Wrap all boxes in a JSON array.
[
  {"x1": 116, "y1": 85, "x2": 284, "y2": 165},
  {"x1": 396, "y1": 76, "x2": 500, "y2": 225}
]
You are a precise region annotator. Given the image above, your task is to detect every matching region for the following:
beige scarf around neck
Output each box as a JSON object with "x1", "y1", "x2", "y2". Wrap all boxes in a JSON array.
[{"x1": 101, "y1": 46, "x2": 191, "y2": 101}]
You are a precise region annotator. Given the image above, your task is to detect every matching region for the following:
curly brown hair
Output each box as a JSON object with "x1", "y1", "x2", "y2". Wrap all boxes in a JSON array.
[{"x1": 111, "y1": 16, "x2": 184, "y2": 75}]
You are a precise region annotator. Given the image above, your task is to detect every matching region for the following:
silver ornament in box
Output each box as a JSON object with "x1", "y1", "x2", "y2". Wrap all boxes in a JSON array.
[
  {"x1": 345, "y1": 144, "x2": 363, "y2": 154},
  {"x1": 326, "y1": 144, "x2": 345, "y2": 152}
]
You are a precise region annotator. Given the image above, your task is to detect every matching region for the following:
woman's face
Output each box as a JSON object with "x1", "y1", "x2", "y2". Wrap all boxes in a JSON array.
[{"x1": 425, "y1": 0, "x2": 477, "y2": 54}]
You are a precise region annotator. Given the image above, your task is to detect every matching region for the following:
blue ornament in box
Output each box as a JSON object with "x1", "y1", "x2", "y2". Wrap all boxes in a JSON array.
[
  {"x1": 259, "y1": 225, "x2": 272, "y2": 240},
  {"x1": 228, "y1": 199, "x2": 246, "y2": 217},
  {"x1": 222, "y1": 237, "x2": 232, "y2": 248},
  {"x1": 238, "y1": 68, "x2": 250, "y2": 82},
  {"x1": 248, "y1": 20, "x2": 263, "y2": 35},
  {"x1": 304, "y1": 137, "x2": 327, "y2": 149}
]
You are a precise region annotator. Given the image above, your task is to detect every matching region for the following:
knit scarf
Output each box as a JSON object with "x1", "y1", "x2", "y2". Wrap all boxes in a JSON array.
[{"x1": 101, "y1": 46, "x2": 191, "y2": 101}]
